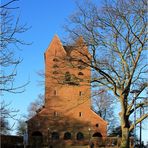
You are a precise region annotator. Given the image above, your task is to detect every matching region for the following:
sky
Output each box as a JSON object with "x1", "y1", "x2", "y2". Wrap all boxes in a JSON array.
[
  {"x1": 3, "y1": 0, "x2": 76, "y2": 114},
  {"x1": 2, "y1": 0, "x2": 147, "y2": 145},
  {"x1": 2, "y1": 0, "x2": 76, "y2": 131}
]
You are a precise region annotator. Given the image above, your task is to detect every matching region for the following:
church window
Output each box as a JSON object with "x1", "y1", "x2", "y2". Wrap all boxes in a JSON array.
[
  {"x1": 76, "y1": 132, "x2": 84, "y2": 140},
  {"x1": 53, "y1": 58, "x2": 59, "y2": 62},
  {"x1": 79, "y1": 112, "x2": 82, "y2": 117},
  {"x1": 64, "y1": 132, "x2": 71, "y2": 140},
  {"x1": 54, "y1": 90, "x2": 57, "y2": 96},
  {"x1": 53, "y1": 64, "x2": 59, "y2": 68},
  {"x1": 78, "y1": 72, "x2": 84, "y2": 76},
  {"x1": 53, "y1": 71, "x2": 59, "y2": 74},
  {"x1": 79, "y1": 91, "x2": 83, "y2": 96},
  {"x1": 96, "y1": 124, "x2": 99, "y2": 127}
]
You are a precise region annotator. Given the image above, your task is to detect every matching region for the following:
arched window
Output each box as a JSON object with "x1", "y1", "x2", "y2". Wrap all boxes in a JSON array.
[
  {"x1": 53, "y1": 71, "x2": 59, "y2": 74},
  {"x1": 54, "y1": 90, "x2": 57, "y2": 96},
  {"x1": 76, "y1": 132, "x2": 84, "y2": 140},
  {"x1": 53, "y1": 64, "x2": 59, "y2": 68},
  {"x1": 78, "y1": 72, "x2": 84, "y2": 76},
  {"x1": 51, "y1": 132, "x2": 59, "y2": 140},
  {"x1": 64, "y1": 132, "x2": 71, "y2": 140},
  {"x1": 53, "y1": 58, "x2": 59, "y2": 62},
  {"x1": 92, "y1": 132, "x2": 102, "y2": 137},
  {"x1": 95, "y1": 124, "x2": 99, "y2": 127}
]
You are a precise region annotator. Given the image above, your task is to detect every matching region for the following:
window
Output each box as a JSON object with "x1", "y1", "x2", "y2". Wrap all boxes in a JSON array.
[
  {"x1": 54, "y1": 90, "x2": 57, "y2": 96},
  {"x1": 79, "y1": 91, "x2": 83, "y2": 96},
  {"x1": 96, "y1": 124, "x2": 99, "y2": 127},
  {"x1": 53, "y1": 64, "x2": 59, "y2": 68},
  {"x1": 79, "y1": 112, "x2": 82, "y2": 117},
  {"x1": 64, "y1": 72, "x2": 79, "y2": 85},
  {"x1": 53, "y1": 71, "x2": 59, "y2": 74},
  {"x1": 64, "y1": 132, "x2": 71, "y2": 140},
  {"x1": 76, "y1": 132, "x2": 84, "y2": 140},
  {"x1": 51, "y1": 132, "x2": 59, "y2": 140},
  {"x1": 53, "y1": 58, "x2": 59, "y2": 62},
  {"x1": 78, "y1": 72, "x2": 84, "y2": 76}
]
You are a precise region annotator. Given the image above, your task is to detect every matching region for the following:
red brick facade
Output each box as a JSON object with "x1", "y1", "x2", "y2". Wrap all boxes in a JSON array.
[{"x1": 27, "y1": 35, "x2": 107, "y2": 147}]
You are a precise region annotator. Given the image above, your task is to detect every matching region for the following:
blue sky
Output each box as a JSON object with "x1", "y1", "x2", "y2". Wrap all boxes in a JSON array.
[
  {"x1": 2, "y1": 0, "x2": 76, "y2": 132},
  {"x1": 2, "y1": 0, "x2": 147, "y2": 144},
  {"x1": 3, "y1": 0, "x2": 76, "y2": 116}
]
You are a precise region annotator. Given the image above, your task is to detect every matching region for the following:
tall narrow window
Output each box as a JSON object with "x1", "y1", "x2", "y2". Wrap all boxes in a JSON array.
[
  {"x1": 64, "y1": 132, "x2": 71, "y2": 140},
  {"x1": 54, "y1": 90, "x2": 57, "y2": 96},
  {"x1": 78, "y1": 72, "x2": 84, "y2": 76},
  {"x1": 79, "y1": 91, "x2": 82, "y2": 96},
  {"x1": 77, "y1": 132, "x2": 84, "y2": 140},
  {"x1": 53, "y1": 58, "x2": 59, "y2": 62},
  {"x1": 79, "y1": 112, "x2": 82, "y2": 117}
]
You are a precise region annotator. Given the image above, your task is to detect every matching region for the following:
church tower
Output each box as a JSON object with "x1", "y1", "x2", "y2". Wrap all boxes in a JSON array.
[
  {"x1": 27, "y1": 35, "x2": 107, "y2": 148},
  {"x1": 44, "y1": 35, "x2": 91, "y2": 111}
]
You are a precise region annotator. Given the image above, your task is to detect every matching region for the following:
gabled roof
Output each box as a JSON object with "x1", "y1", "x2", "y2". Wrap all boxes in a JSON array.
[{"x1": 45, "y1": 35, "x2": 90, "y2": 57}]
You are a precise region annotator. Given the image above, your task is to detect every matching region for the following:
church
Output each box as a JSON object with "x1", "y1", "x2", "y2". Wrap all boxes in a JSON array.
[{"x1": 27, "y1": 35, "x2": 107, "y2": 148}]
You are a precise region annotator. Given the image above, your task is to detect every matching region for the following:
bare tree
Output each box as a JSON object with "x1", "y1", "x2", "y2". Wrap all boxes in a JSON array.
[
  {"x1": 16, "y1": 119, "x2": 27, "y2": 136},
  {"x1": 92, "y1": 89, "x2": 118, "y2": 133},
  {"x1": 0, "y1": 117, "x2": 10, "y2": 135},
  {"x1": 0, "y1": 0, "x2": 29, "y2": 135},
  {"x1": 27, "y1": 94, "x2": 44, "y2": 118},
  {"x1": 0, "y1": 101, "x2": 19, "y2": 134},
  {"x1": 0, "y1": 0, "x2": 29, "y2": 93},
  {"x1": 64, "y1": 0, "x2": 148, "y2": 147}
]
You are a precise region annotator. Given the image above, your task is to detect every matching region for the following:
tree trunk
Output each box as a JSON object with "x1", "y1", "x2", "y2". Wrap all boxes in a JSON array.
[{"x1": 121, "y1": 127, "x2": 130, "y2": 148}]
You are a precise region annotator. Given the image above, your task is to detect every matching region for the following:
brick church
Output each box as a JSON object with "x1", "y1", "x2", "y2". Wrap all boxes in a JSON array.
[{"x1": 27, "y1": 35, "x2": 107, "y2": 147}]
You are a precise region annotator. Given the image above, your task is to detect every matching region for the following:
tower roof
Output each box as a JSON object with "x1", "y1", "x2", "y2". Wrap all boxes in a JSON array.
[{"x1": 45, "y1": 34, "x2": 66, "y2": 55}]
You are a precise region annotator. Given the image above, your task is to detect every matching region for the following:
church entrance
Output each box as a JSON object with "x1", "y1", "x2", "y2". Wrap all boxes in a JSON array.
[{"x1": 32, "y1": 131, "x2": 43, "y2": 148}]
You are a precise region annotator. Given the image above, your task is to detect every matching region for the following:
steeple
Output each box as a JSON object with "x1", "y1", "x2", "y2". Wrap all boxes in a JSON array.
[{"x1": 45, "y1": 34, "x2": 66, "y2": 56}]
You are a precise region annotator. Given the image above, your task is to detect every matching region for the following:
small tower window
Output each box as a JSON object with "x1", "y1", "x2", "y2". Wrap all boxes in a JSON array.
[
  {"x1": 78, "y1": 72, "x2": 84, "y2": 76},
  {"x1": 79, "y1": 91, "x2": 82, "y2": 96},
  {"x1": 77, "y1": 132, "x2": 84, "y2": 140},
  {"x1": 53, "y1": 71, "x2": 59, "y2": 74},
  {"x1": 53, "y1": 64, "x2": 59, "y2": 68},
  {"x1": 53, "y1": 58, "x2": 59, "y2": 62},
  {"x1": 96, "y1": 124, "x2": 99, "y2": 127},
  {"x1": 64, "y1": 132, "x2": 72, "y2": 140},
  {"x1": 79, "y1": 112, "x2": 82, "y2": 117},
  {"x1": 54, "y1": 90, "x2": 57, "y2": 96}
]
